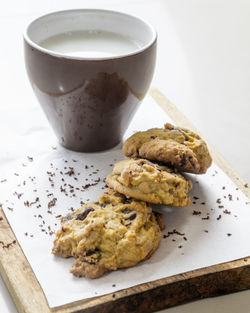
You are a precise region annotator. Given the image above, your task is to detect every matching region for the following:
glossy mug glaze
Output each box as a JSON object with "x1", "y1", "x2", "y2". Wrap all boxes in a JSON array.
[{"x1": 24, "y1": 9, "x2": 157, "y2": 152}]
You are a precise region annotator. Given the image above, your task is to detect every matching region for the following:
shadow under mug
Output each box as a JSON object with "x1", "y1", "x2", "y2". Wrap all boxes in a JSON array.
[{"x1": 24, "y1": 9, "x2": 157, "y2": 152}]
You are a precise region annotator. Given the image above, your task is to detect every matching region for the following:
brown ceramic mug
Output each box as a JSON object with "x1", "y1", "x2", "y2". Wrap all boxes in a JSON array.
[{"x1": 24, "y1": 9, "x2": 157, "y2": 152}]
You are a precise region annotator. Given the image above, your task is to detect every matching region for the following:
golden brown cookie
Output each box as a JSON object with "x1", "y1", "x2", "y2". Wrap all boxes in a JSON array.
[
  {"x1": 106, "y1": 158, "x2": 192, "y2": 206},
  {"x1": 123, "y1": 123, "x2": 212, "y2": 174},
  {"x1": 52, "y1": 188, "x2": 163, "y2": 278}
]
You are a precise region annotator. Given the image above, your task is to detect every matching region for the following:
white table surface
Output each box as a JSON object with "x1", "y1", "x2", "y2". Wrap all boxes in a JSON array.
[{"x1": 1, "y1": 0, "x2": 250, "y2": 312}]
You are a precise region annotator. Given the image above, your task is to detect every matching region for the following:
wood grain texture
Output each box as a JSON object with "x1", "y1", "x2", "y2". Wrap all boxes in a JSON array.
[{"x1": 0, "y1": 88, "x2": 250, "y2": 313}]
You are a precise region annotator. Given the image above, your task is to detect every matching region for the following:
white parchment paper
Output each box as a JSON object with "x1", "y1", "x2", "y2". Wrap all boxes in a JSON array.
[{"x1": 0, "y1": 95, "x2": 250, "y2": 308}]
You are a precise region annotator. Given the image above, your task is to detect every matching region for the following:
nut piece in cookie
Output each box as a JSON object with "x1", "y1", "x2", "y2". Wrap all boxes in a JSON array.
[
  {"x1": 123, "y1": 123, "x2": 212, "y2": 174},
  {"x1": 52, "y1": 188, "x2": 163, "y2": 278},
  {"x1": 106, "y1": 159, "x2": 192, "y2": 206}
]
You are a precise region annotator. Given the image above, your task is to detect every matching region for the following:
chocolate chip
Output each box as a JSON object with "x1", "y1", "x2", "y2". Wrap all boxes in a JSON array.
[
  {"x1": 125, "y1": 213, "x2": 137, "y2": 221},
  {"x1": 86, "y1": 248, "x2": 100, "y2": 256},
  {"x1": 180, "y1": 154, "x2": 187, "y2": 166},
  {"x1": 174, "y1": 128, "x2": 189, "y2": 141},
  {"x1": 82, "y1": 249, "x2": 101, "y2": 264},
  {"x1": 121, "y1": 208, "x2": 132, "y2": 214},
  {"x1": 76, "y1": 208, "x2": 94, "y2": 221}
]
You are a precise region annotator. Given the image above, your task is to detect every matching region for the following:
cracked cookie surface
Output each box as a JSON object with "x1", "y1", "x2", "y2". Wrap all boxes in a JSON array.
[
  {"x1": 106, "y1": 159, "x2": 192, "y2": 206},
  {"x1": 123, "y1": 123, "x2": 212, "y2": 174},
  {"x1": 52, "y1": 188, "x2": 163, "y2": 278}
]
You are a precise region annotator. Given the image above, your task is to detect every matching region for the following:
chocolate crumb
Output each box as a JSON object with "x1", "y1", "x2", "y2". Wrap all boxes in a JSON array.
[
  {"x1": 201, "y1": 202, "x2": 206, "y2": 205},
  {"x1": 183, "y1": 237, "x2": 187, "y2": 241},
  {"x1": 217, "y1": 215, "x2": 222, "y2": 220},
  {"x1": 216, "y1": 198, "x2": 221, "y2": 204},
  {"x1": 24, "y1": 232, "x2": 28, "y2": 236},
  {"x1": 218, "y1": 205, "x2": 224, "y2": 209},
  {"x1": 244, "y1": 183, "x2": 249, "y2": 188},
  {"x1": 222, "y1": 186, "x2": 225, "y2": 190},
  {"x1": 112, "y1": 294, "x2": 115, "y2": 298},
  {"x1": 27, "y1": 156, "x2": 33, "y2": 162},
  {"x1": 227, "y1": 233, "x2": 232, "y2": 236},
  {"x1": 178, "y1": 245, "x2": 183, "y2": 248},
  {"x1": 13, "y1": 192, "x2": 23, "y2": 199},
  {"x1": 223, "y1": 209, "x2": 231, "y2": 215},
  {"x1": 112, "y1": 284, "x2": 116, "y2": 287},
  {"x1": 193, "y1": 196, "x2": 199, "y2": 200},
  {"x1": 7, "y1": 207, "x2": 13, "y2": 211},
  {"x1": 0, "y1": 217, "x2": 3, "y2": 221},
  {"x1": 228, "y1": 194, "x2": 233, "y2": 201},
  {"x1": 204, "y1": 230, "x2": 209, "y2": 233},
  {"x1": 0, "y1": 179, "x2": 7, "y2": 183}
]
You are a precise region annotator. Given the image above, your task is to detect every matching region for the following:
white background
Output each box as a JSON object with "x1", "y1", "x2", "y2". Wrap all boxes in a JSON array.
[{"x1": 1, "y1": 0, "x2": 250, "y2": 312}]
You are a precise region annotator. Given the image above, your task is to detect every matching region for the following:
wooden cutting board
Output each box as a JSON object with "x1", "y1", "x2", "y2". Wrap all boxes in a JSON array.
[{"x1": 1, "y1": 88, "x2": 250, "y2": 313}]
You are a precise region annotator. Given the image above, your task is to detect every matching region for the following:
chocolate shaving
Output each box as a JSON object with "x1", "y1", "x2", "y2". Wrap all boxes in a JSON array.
[
  {"x1": 0, "y1": 240, "x2": 16, "y2": 249},
  {"x1": 48, "y1": 198, "x2": 57, "y2": 209},
  {"x1": 164, "y1": 229, "x2": 185, "y2": 238},
  {"x1": 65, "y1": 167, "x2": 75, "y2": 176},
  {"x1": 192, "y1": 210, "x2": 201, "y2": 215},
  {"x1": 202, "y1": 216, "x2": 210, "y2": 220}
]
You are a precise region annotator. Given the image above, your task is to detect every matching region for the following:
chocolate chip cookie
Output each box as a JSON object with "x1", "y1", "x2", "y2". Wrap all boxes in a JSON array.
[
  {"x1": 123, "y1": 123, "x2": 212, "y2": 174},
  {"x1": 52, "y1": 188, "x2": 163, "y2": 278},
  {"x1": 106, "y1": 159, "x2": 192, "y2": 206}
]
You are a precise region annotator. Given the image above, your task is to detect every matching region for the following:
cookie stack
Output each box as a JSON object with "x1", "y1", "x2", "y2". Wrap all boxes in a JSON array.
[{"x1": 52, "y1": 123, "x2": 212, "y2": 278}]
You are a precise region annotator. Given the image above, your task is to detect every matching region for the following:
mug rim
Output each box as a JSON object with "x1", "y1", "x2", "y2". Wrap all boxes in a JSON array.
[{"x1": 23, "y1": 8, "x2": 157, "y2": 61}]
